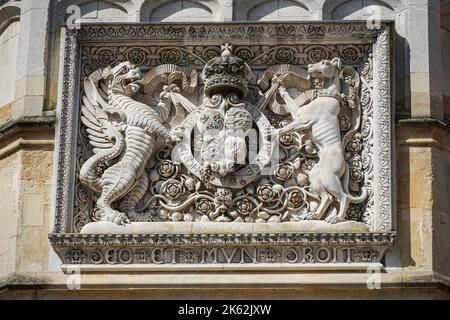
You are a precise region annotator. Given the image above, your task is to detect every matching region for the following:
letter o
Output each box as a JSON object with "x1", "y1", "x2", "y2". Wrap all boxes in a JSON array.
[
  {"x1": 316, "y1": 248, "x2": 331, "y2": 263},
  {"x1": 118, "y1": 249, "x2": 133, "y2": 264},
  {"x1": 284, "y1": 248, "x2": 299, "y2": 263}
]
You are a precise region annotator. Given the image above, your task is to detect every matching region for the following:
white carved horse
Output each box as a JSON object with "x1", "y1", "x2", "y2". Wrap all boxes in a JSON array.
[{"x1": 277, "y1": 58, "x2": 366, "y2": 223}]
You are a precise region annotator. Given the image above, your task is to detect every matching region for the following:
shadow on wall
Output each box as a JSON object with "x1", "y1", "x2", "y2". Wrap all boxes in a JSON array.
[
  {"x1": 58, "y1": 0, "x2": 129, "y2": 23},
  {"x1": 395, "y1": 31, "x2": 411, "y2": 119},
  {"x1": 0, "y1": 2, "x2": 20, "y2": 111},
  {"x1": 142, "y1": 0, "x2": 213, "y2": 22},
  {"x1": 396, "y1": 125, "x2": 415, "y2": 268},
  {"x1": 442, "y1": 1, "x2": 450, "y2": 121},
  {"x1": 323, "y1": 0, "x2": 396, "y2": 20},
  {"x1": 238, "y1": 0, "x2": 311, "y2": 21}
]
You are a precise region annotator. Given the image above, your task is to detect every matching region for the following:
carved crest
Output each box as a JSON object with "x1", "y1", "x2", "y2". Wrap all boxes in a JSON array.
[{"x1": 79, "y1": 44, "x2": 368, "y2": 225}]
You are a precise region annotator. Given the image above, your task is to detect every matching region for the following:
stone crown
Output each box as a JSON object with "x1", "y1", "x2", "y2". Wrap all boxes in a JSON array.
[{"x1": 202, "y1": 44, "x2": 252, "y2": 99}]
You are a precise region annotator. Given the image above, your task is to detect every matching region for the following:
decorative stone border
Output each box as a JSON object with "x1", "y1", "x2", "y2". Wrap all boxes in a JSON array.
[
  {"x1": 49, "y1": 232, "x2": 396, "y2": 266},
  {"x1": 76, "y1": 23, "x2": 382, "y2": 42},
  {"x1": 52, "y1": 22, "x2": 395, "y2": 268}
]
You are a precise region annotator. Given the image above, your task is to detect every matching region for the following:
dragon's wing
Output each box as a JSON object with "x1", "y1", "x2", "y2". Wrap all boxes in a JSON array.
[
  {"x1": 138, "y1": 64, "x2": 198, "y2": 111},
  {"x1": 80, "y1": 70, "x2": 121, "y2": 154},
  {"x1": 134, "y1": 64, "x2": 198, "y2": 131}
]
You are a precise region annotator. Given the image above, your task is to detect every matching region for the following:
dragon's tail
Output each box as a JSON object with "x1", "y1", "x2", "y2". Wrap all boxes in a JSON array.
[
  {"x1": 79, "y1": 129, "x2": 124, "y2": 192},
  {"x1": 97, "y1": 127, "x2": 155, "y2": 212}
]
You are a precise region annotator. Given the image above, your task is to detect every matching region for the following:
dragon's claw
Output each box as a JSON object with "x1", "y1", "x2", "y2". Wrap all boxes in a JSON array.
[
  {"x1": 325, "y1": 214, "x2": 344, "y2": 224},
  {"x1": 104, "y1": 210, "x2": 130, "y2": 226}
]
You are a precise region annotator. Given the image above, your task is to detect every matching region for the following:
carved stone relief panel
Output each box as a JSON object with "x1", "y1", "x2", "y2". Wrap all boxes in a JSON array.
[{"x1": 51, "y1": 23, "x2": 395, "y2": 268}]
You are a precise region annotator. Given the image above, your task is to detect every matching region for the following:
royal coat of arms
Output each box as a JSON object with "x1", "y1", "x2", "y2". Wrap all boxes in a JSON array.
[{"x1": 79, "y1": 43, "x2": 367, "y2": 226}]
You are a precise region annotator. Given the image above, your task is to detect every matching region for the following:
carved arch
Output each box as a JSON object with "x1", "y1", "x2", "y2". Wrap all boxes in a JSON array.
[
  {"x1": 234, "y1": 0, "x2": 310, "y2": 21},
  {"x1": 0, "y1": 1, "x2": 20, "y2": 35},
  {"x1": 140, "y1": 0, "x2": 217, "y2": 22},
  {"x1": 55, "y1": 0, "x2": 133, "y2": 24},
  {"x1": 321, "y1": 0, "x2": 403, "y2": 20}
]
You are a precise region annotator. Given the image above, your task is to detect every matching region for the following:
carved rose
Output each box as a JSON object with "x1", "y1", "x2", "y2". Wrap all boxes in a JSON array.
[
  {"x1": 350, "y1": 168, "x2": 364, "y2": 182},
  {"x1": 98, "y1": 49, "x2": 116, "y2": 65},
  {"x1": 280, "y1": 132, "x2": 296, "y2": 146},
  {"x1": 341, "y1": 47, "x2": 358, "y2": 63},
  {"x1": 349, "y1": 155, "x2": 362, "y2": 169},
  {"x1": 288, "y1": 191, "x2": 304, "y2": 208},
  {"x1": 161, "y1": 179, "x2": 184, "y2": 200},
  {"x1": 338, "y1": 115, "x2": 351, "y2": 131},
  {"x1": 236, "y1": 48, "x2": 252, "y2": 62},
  {"x1": 126, "y1": 48, "x2": 146, "y2": 65},
  {"x1": 236, "y1": 199, "x2": 253, "y2": 216},
  {"x1": 203, "y1": 48, "x2": 220, "y2": 61},
  {"x1": 347, "y1": 138, "x2": 362, "y2": 153},
  {"x1": 257, "y1": 184, "x2": 282, "y2": 203},
  {"x1": 346, "y1": 205, "x2": 361, "y2": 221},
  {"x1": 275, "y1": 48, "x2": 294, "y2": 63},
  {"x1": 158, "y1": 160, "x2": 175, "y2": 178},
  {"x1": 274, "y1": 164, "x2": 294, "y2": 181},
  {"x1": 160, "y1": 48, "x2": 181, "y2": 64},
  {"x1": 196, "y1": 199, "x2": 214, "y2": 215},
  {"x1": 308, "y1": 47, "x2": 327, "y2": 63}
]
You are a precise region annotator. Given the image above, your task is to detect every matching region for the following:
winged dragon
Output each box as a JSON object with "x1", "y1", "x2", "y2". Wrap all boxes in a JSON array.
[{"x1": 79, "y1": 61, "x2": 197, "y2": 225}]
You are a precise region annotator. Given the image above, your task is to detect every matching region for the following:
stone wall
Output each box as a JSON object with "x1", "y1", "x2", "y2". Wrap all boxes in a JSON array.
[
  {"x1": 442, "y1": 1, "x2": 450, "y2": 120},
  {"x1": 0, "y1": 0, "x2": 449, "y2": 299},
  {"x1": 0, "y1": 152, "x2": 21, "y2": 278}
]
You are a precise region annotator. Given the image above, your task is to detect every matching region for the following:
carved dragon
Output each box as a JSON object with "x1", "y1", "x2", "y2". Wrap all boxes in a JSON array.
[{"x1": 80, "y1": 62, "x2": 196, "y2": 225}]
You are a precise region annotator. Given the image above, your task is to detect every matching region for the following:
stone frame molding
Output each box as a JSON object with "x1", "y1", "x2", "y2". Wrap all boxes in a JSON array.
[{"x1": 50, "y1": 22, "x2": 395, "y2": 270}]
